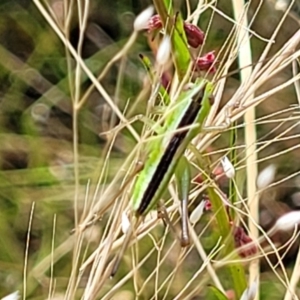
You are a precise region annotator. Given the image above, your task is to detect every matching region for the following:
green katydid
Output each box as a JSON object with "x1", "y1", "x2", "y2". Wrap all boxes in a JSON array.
[
  {"x1": 111, "y1": 78, "x2": 216, "y2": 276},
  {"x1": 132, "y1": 79, "x2": 213, "y2": 215}
]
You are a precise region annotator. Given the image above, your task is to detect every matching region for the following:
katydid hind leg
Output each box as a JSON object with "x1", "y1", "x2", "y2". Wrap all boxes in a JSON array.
[
  {"x1": 157, "y1": 200, "x2": 182, "y2": 244},
  {"x1": 157, "y1": 200, "x2": 168, "y2": 227},
  {"x1": 180, "y1": 195, "x2": 190, "y2": 247},
  {"x1": 175, "y1": 156, "x2": 191, "y2": 247}
]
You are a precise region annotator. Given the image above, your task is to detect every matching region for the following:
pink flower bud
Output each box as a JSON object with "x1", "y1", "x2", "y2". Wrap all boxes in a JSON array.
[
  {"x1": 148, "y1": 14, "x2": 162, "y2": 32},
  {"x1": 183, "y1": 23, "x2": 205, "y2": 48},
  {"x1": 193, "y1": 51, "x2": 216, "y2": 73}
]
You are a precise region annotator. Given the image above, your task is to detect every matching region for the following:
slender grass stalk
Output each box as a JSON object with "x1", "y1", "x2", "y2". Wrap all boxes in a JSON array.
[
  {"x1": 48, "y1": 214, "x2": 56, "y2": 299},
  {"x1": 231, "y1": 1, "x2": 259, "y2": 299},
  {"x1": 283, "y1": 243, "x2": 300, "y2": 300},
  {"x1": 63, "y1": 1, "x2": 91, "y2": 298},
  {"x1": 283, "y1": 56, "x2": 300, "y2": 300},
  {"x1": 23, "y1": 202, "x2": 35, "y2": 300}
]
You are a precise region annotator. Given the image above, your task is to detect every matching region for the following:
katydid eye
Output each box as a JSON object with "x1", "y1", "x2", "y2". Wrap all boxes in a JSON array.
[{"x1": 209, "y1": 95, "x2": 215, "y2": 106}]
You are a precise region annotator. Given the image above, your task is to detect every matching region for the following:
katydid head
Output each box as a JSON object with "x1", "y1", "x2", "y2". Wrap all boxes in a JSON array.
[
  {"x1": 208, "y1": 94, "x2": 215, "y2": 106},
  {"x1": 192, "y1": 80, "x2": 215, "y2": 106},
  {"x1": 205, "y1": 81, "x2": 215, "y2": 106}
]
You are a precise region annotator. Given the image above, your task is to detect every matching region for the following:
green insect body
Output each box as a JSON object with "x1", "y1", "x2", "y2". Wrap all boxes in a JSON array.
[{"x1": 131, "y1": 79, "x2": 214, "y2": 215}]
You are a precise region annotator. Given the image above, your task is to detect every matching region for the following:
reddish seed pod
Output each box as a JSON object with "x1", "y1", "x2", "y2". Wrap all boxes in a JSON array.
[
  {"x1": 148, "y1": 15, "x2": 205, "y2": 49},
  {"x1": 161, "y1": 72, "x2": 171, "y2": 90},
  {"x1": 183, "y1": 23, "x2": 205, "y2": 48},
  {"x1": 226, "y1": 290, "x2": 235, "y2": 300},
  {"x1": 194, "y1": 51, "x2": 216, "y2": 73},
  {"x1": 232, "y1": 224, "x2": 258, "y2": 258},
  {"x1": 194, "y1": 173, "x2": 204, "y2": 184},
  {"x1": 204, "y1": 199, "x2": 212, "y2": 211},
  {"x1": 148, "y1": 14, "x2": 162, "y2": 32}
]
